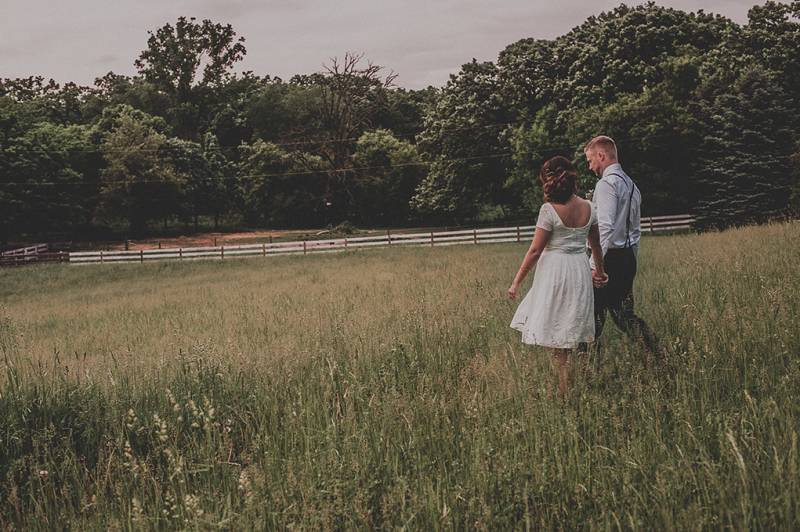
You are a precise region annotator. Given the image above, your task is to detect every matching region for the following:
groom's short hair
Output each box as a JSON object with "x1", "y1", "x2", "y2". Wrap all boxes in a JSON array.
[{"x1": 584, "y1": 136, "x2": 618, "y2": 160}]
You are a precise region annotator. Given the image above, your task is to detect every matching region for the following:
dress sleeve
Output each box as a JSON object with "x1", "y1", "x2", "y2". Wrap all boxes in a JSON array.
[{"x1": 536, "y1": 203, "x2": 554, "y2": 231}]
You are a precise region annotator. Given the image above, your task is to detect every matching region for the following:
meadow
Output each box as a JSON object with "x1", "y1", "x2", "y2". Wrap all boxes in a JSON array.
[{"x1": 1, "y1": 222, "x2": 799, "y2": 530}]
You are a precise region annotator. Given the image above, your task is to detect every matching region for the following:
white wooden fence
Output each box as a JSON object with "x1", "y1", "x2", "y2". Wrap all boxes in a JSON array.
[
  {"x1": 1, "y1": 243, "x2": 48, "y2": 257},
  {"x1": 68, "y1": 214, "x2": 694, "y2": 265},
  {"x1": 0, "y1": 244, "x2": 58, "y2": 266}
]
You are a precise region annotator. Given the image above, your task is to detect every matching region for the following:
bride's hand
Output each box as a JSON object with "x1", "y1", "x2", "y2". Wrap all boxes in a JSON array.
[{"x1": 507, "y1": 283, "x2": 519, "y2": 300}]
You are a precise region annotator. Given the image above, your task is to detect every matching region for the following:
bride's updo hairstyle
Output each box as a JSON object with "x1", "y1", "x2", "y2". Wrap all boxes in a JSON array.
[{"x1": 540, "y1": 155, "x2": 578, "y2": 204}]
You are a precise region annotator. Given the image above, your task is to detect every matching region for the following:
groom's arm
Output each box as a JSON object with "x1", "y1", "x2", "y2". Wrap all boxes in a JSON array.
[{"x1": 593, "y1": 179, "x2": 618, "y2": 262}]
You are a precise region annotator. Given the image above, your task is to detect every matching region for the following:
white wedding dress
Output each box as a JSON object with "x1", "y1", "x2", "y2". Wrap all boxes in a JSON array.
[{"x1": 510, "y1": 202, "x2": 597, "y2": 348}]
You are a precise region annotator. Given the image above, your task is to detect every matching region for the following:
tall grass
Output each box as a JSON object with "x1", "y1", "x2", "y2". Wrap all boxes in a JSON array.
[{"x1": 1, "y1": 222, "x2": 799, "y2": 529}]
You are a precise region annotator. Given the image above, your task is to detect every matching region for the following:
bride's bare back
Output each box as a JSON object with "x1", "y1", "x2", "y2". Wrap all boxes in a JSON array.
[{"x1": 549, "y1": 195, "x2": 592, "y2": 228}]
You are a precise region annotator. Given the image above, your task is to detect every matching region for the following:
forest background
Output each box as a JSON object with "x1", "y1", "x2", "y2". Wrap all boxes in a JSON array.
[{"x1": 2, "y1": 1, "x2": 799, "y2": 245}]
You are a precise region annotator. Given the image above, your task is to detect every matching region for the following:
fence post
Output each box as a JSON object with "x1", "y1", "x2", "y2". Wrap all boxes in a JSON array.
[
  {"x1": 516, "y1": 226, "x2": 521, "y2": 242},
  {"x1": 179, "y1": 248, "x2": 183, "y2": 260},
  {"x1": 214, "y1": 237, "x2": 217, "y2": 247},
  {"x1": 473, "y1": 228, "x2": 478, "y2": 244},
  {"x1": 221, "y1": 246, "x2": 224, "y2": 260},
  {"x1": 100, "y1": 250, "x2": 104, "y2": 264},
  {"x1": 303, "y1": 239, "x2": 307, "y2": 255},
  {"x1": 344, "y1": 238, "x2": 348, "y2": 249},
  {"x1": 158, "y1": 241, "x2": 162, "y2": 249},
  {"x1": 650, "y1": 217, "x2": 654, "y2": 233},
  {"x1": 262, "y1": 243, "x2": 266, "y2": 256},
  {"x1": 430, "y1": 231, "x2": 434, "y2": 247},
  {"x1": 387, "y1": 229, "x2": 392, "y2": 246},
  {"x1": 140, "y1": 249, "x2": 144, "y2": 263}
]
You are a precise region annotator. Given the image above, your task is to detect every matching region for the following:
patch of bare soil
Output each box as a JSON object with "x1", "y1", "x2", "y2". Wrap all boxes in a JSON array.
[{"x1": 115, "y1": 229, "x2": 318, "y2": 250}]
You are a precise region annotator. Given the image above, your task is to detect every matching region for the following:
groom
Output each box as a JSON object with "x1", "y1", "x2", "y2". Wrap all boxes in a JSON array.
[{"x1": 582, "y1": 136, "x2": 659, "y2": 356}]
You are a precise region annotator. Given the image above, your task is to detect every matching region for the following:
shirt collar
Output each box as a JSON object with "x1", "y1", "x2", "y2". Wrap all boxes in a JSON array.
[{"x1": 602, "y1": 163, "x2": 623, "y2": 179}]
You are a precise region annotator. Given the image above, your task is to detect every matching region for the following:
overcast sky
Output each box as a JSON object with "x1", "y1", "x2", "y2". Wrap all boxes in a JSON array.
[{"x1": 0, "y1": 0, "x2": 766, "y2": 89}]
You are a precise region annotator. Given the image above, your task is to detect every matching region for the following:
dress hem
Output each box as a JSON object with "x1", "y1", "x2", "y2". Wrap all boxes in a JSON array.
[{"x1": 510, "y1": 324, "x2": 594, "y2": 349}]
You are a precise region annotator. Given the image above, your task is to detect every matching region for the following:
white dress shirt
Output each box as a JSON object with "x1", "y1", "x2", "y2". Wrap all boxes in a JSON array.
[{"x1": 590, "y1": 163, "x2": 641, "y2": 268}]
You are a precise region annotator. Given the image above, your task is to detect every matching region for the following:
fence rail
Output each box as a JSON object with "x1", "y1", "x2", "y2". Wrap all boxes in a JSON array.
[
  {"x1": 0, "y1": 244, "x2": 68, "y2": 267},
  {"x1": 64, "y1": 214, "x2": 694, "y2": 265},
  {"x1": 1, "y1": 243, "x2": 48, "y2": 257}
]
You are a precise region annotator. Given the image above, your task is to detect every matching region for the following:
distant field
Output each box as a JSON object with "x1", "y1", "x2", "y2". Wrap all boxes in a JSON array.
[{"x1": 1, "y1": 222, "x2": 799, "y2": 529}]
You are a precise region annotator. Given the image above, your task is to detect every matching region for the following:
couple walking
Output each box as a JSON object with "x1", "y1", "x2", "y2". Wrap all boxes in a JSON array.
[{"x1": 508, "y1": 136, "x2": 659, "y2": 395}]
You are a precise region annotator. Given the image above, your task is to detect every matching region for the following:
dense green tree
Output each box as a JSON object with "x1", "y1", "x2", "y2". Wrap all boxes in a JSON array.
[
  {"x1": 375, "y1": 87, "x2": 438, "y2": 140},
  {"x1": 247, "y1": 81, "x2": 324, "y2": 144},
  {"x1": 94, "y1": 104, "x2": 169, "y2": 136},
  {"x1": 351, "y1": 129, "x2": 424, "y2": 225},
  {"x1": 0, "y1": 118, "x2": 101, "y2": 242},
  {"x1": 550, "y1": 3, "x2": 733, "y2": 111},
  {"x1": 135, "y1": 17, "x2": 246, "y2": 103},
  {"x1": 313, "y1": 53, "x2": 397, "y2": 221},
  {"x1": 86, "y1": 73, "x2": 174, "y2": 126},
  {"x1": 134, "y1": 17, "x2": 247, "y2": 139},
  {"x1": 210, "y1": 104, "x2": 250, "y2": 150},
  {"x1": 159, "y1": 136, "x2": 214, "y2": 230},
  {"x1": 412, "y1": 60, "x2": 514, "y2": 222},
  {"x1": 100, "y1": 109, "x2": 184, "y2": 235},
  {"x1": 693, "y1": 67, "x2": 796, "y2": 229},
  {"x1": 505, "y1": 105, "x2": 567, "y2": 219},
  {"x1": 238, "y1": 140, "x2": 327, "y2": 227},
  {"x1": 496, "y1": 39, "x2": 558, "y2": 120},
  {"x1": 203, "y1": 134, "x2": 239, "y2": 226},
  {"x1": 741, "y1": 1, "x2": 800, "y2": 124}
]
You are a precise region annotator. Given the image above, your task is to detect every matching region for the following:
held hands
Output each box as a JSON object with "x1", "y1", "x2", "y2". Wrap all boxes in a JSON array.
[{"x1": 592, "y1": 269, "x2": 609, "y2": 288}]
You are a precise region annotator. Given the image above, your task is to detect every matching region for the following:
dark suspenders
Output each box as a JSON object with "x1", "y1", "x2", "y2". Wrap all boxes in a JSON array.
[{"x1": 605, "y1": 173, "x2": 637, "y2": 249}]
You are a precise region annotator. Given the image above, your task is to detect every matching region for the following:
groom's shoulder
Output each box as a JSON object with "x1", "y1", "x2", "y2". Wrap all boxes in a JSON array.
[
  {"x1": 597, "y1": 173, "x2": 620, "y2": 189},
  {"x1": 600, "y1": 168, "x2": 629, "y2": 187}
]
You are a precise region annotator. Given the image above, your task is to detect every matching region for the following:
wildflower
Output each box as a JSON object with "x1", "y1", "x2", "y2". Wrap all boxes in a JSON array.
[
  {"x1": 131, "y1": 497, "x2": 144, "y2": 523},
  {"x1": 125, "y1": 409, "x2": 139, "y2": 431},
  {"x1": 162, "y1": 490, "x2": 179, "y2": 520},
  {"x1": 202, "y1": 396, "x2": 216, "y2": 430},
  {"x1": 123, "y1": 440, "x2": 139, "y2": 476},
  {"x1": 238, "y1": 469, "x2": 255, "y2": 506},
  {"x1": 187, "y1": 399, "x2": 201, "y2": 428},
  {"x1": 153, "y1": 414, "x2": 168, "y2": 443},
  {"x1": 166, "y1": 389, "x2": 181, "y2": 413},
  {"x1": 183, "y1": 494, "x2": 204, "y2": 522}
]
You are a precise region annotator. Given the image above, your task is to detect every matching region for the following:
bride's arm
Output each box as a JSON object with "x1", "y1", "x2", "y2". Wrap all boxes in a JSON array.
[{"x1": 507, "y1": 228, "x2": 551, "y2": 299}]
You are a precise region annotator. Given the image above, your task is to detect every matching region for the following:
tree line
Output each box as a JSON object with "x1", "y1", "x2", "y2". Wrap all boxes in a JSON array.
[{"x1": 2, "y1": 2, "x2": 799, "y2": 244}]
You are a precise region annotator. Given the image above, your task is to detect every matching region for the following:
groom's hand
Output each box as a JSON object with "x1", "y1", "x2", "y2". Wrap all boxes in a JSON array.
[{"x1": 592, "y1": 269, "x2": 609, "y2": 288}]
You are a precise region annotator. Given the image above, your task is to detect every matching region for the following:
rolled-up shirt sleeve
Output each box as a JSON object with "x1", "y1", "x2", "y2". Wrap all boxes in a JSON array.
[{"x1": 594, "y1": 179, "x2": 618, "y2": 259}]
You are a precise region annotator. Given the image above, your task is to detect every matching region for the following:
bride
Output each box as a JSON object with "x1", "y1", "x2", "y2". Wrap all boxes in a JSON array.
[{"x1": 508, "y1": 155, "x2": 607, "y2": 396}]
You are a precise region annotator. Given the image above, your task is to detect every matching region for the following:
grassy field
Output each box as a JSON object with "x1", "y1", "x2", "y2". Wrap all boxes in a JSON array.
[{"x1": 1, "y1": 222, "x2": 799, "y2": 529}]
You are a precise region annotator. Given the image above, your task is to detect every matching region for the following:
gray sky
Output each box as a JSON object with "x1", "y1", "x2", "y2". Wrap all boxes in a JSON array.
[{"x1": 0, "y1": 0, "x2": 763, "y2": 89}]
